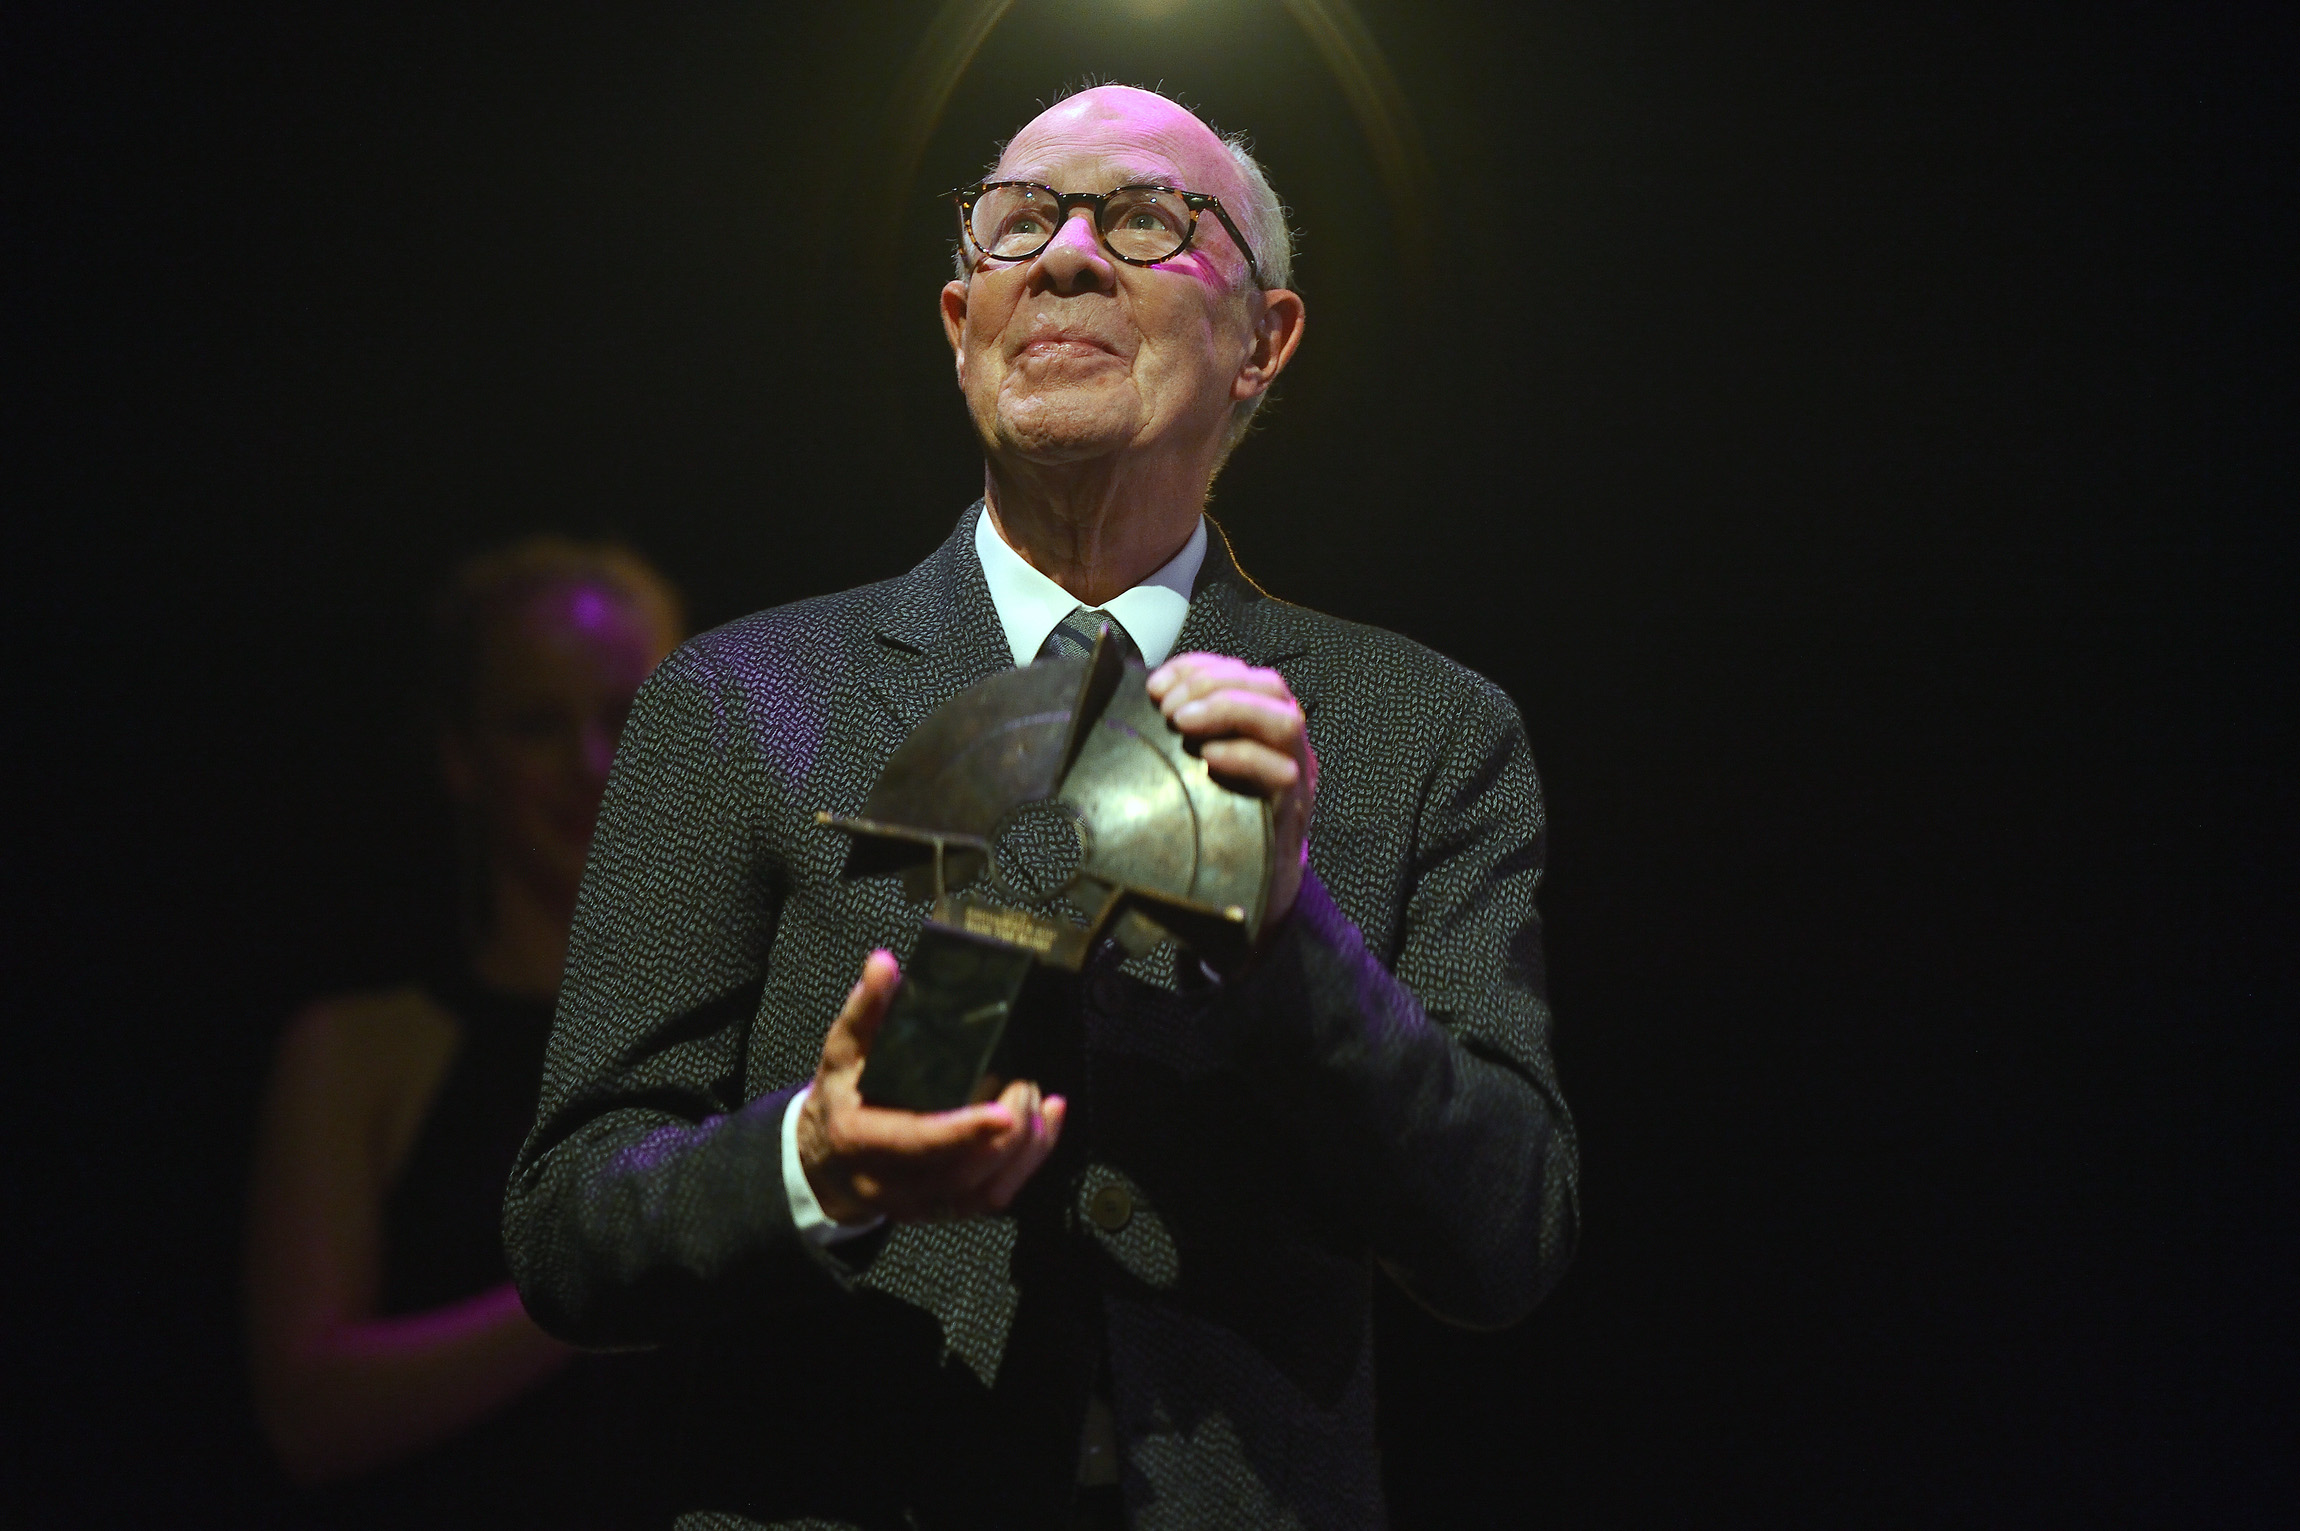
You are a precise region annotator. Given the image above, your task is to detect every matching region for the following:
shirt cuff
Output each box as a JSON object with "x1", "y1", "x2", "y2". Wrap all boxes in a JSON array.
[{"x1": 781, "y1": 1083, "x2": 885, "y2": 1247}]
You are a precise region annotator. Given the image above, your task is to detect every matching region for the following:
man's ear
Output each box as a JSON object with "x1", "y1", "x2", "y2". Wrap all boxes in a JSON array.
[
  {"x1": 1232, "y1": 288, "x2": 1306, "y2": 404},
  {"x1": 941, "y1": 280, "x2": 970, "y2": 380}
]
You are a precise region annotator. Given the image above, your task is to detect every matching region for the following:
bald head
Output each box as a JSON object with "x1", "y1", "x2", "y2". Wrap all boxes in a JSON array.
[{"x1": 999, "y1": 86, "x2": 1243, "y2": 216}]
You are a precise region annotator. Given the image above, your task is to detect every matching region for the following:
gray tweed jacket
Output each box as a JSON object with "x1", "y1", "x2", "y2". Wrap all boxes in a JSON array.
[{"x1": 505, "y1": 505, "x2": 1578, "y2": 1531}]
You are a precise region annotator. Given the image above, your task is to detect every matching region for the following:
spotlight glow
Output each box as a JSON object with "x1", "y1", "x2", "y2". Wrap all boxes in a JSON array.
[{"x1": 874, "y1": 0, "x2": 1433, "y2": 281}]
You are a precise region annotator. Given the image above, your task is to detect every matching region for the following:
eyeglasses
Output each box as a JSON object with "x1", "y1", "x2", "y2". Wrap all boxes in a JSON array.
[{"x1": 949, "y1": 181, "x2": 1263, "y2": 287}]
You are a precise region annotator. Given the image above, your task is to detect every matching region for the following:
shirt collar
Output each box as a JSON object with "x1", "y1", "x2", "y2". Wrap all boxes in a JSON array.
[{"x1": 973, "y1": 506, "x2": 1207, "y2": 668}]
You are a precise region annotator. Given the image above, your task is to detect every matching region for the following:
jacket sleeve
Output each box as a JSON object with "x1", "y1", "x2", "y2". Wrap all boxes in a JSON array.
[
  {"x1": 1229, "y1": 688, "x2": 1578, "y2": 1330},
  {"x1": 502, "y1": 646, "x2": 869, "y2": 1347}
]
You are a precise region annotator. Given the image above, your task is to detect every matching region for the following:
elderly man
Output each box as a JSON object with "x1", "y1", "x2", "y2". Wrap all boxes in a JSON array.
[{"x1": 506, "y1": 85, "x2": 1576, "y2": 1530}]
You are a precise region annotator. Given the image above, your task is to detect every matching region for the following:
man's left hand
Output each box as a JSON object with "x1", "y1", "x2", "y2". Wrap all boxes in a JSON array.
[{"x1": 1147, "y1": 653, "x2": 1317, "y2": 930}]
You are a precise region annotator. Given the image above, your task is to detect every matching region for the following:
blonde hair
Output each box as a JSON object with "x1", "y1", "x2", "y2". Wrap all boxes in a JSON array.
[{"x1": 427, "y1": 537, "x2": 685, "y2": 729}]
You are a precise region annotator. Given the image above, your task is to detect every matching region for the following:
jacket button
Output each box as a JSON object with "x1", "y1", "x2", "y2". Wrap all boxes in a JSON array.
[{"x1": 1087, "y1": 1183, "x2": 1134, "y2": 1232}]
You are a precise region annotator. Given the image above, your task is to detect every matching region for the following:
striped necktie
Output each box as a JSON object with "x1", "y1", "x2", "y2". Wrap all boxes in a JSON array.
[{"x1": 1034, "y1": 605, "x2": 1140, "y2": 665}]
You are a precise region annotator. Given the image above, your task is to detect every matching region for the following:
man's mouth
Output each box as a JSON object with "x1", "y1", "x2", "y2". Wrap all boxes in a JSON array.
[{"x1": 1017, "y1": 333, "x2": 1119, "y2": 360}]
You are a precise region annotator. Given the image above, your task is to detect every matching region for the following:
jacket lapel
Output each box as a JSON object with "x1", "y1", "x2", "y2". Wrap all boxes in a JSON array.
[
  {"x1": 851, "y1": 506, "x2": 1030, "y2": 1386},
  {"x1": 863, "y1": 502, "x2": 1014, "y2": 735},
  {"x1": 865, "y1": 507, "x2": 1304, "y2": 740},
  {"x1": 1174, "y1": 514, "x2": 1311, "y2": 669}
]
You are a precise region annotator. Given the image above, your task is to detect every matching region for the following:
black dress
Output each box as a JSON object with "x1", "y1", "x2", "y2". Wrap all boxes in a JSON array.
[{"x1": 295, "y1": 967, "x2": 681, "y2": 1529}]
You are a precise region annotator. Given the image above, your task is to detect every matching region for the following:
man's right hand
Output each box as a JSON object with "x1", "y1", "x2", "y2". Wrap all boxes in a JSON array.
[{"x1": 795, "y1": 950, "x2": 1066, "y2": 1225}]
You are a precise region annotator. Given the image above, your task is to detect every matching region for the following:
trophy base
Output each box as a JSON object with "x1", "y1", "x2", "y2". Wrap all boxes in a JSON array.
[{"x1": 857, "y1": 916, "x2": 1039, "y2": 1113}]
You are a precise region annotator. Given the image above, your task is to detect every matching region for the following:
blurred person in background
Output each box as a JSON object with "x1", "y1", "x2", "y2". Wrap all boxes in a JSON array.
[{"x1": 244, "y1": 538, "x2": 685, "y2": 1528}]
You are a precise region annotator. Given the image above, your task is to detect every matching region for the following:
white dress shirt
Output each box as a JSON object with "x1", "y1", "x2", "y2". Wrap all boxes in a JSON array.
[
  {"x1": 973, "y1": 502, "x2": 1206, "y2": 668},
  {"x1": 781, "y1": 508, "x2": 1212, "y2": 1249}
]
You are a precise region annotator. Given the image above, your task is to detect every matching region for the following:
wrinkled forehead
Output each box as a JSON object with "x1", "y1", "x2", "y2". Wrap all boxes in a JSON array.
[{"x1": 993, "y1": 90, "x2": 1240, "y2": 200}]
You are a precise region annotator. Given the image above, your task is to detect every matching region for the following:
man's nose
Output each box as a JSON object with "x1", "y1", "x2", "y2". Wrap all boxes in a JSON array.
[{"x1": 1031, "y1": 207, "x2": 1114, "y2": 295}]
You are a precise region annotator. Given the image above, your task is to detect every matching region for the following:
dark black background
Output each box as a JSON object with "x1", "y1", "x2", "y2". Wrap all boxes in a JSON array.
[{"x1": 8, "y1": 2, "x2": 2294, "y2": 1524}]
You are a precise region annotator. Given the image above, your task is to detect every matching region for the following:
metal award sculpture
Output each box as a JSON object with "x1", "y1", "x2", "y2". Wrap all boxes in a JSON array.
[{"x1": 818, "y1": 626, "x2": 1273, "y2": 1112}]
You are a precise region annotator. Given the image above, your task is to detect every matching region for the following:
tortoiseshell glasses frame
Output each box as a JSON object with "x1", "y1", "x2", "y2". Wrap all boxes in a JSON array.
[{"x1": 949, "y1": 181, "x2": 1265, "y2": 288}]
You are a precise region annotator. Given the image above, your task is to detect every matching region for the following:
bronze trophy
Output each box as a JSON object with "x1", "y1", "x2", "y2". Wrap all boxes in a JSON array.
[{"x1": 819, "y1": 626, "x2": 1273, "y2": 1112}]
